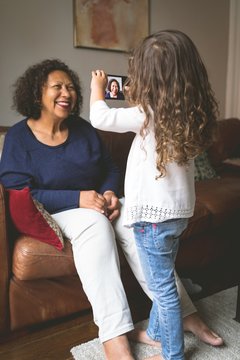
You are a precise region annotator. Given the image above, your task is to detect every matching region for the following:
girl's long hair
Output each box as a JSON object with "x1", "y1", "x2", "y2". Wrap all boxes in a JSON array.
[{"x1": 124, "y1": 30, "x2": 219, "y2": 177}]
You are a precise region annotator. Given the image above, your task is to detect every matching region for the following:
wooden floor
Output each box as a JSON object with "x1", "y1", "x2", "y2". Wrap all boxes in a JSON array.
[
  {"x1": 0, "y1": 293, "x2": 151, "y2": 360},
  {"x1": 0, "y1": 312, "x2": 98, "y2": 360}
]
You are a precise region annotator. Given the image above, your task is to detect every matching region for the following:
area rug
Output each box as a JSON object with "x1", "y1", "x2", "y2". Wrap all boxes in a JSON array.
[{"x1": 71, "y1": 286, "x2": 240, "y2": 359}]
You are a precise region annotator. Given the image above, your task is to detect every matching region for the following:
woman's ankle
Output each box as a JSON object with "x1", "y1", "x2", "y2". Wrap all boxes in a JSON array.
[
  {"x1": 103, "y1": 334, "x2": 135, "y2": 360},
  {"x1": 128, "y1": 328, "x2": 160, "y2": 348}
]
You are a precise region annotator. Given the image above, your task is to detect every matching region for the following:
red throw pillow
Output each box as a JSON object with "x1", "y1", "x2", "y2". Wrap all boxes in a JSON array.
[{"x1": 7, "y1": 187, "x2": 64, "y2": 251}]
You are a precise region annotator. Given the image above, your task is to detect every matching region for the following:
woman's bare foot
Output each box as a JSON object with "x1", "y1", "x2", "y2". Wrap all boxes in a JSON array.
[
  {"x1": 183, "y1": 312, "x2": 224, "y2": 346},
  {"x1": 128, "y1": 328, "x2": 160, "y2": 348},
  {"x1": 144, "y1": 355, "x2": 163, "y2": 360},
  {"x1": 103, "y1": 334, "x2": 135, "y2": 360}
]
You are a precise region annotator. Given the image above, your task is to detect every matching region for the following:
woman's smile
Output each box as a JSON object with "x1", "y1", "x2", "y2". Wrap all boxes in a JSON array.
[{"x1": 55, "y1": 99, "x2": 72, "y2": 110}]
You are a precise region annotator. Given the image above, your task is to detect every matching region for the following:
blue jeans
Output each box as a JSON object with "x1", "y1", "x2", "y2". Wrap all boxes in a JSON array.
[{"x1": 133, "y1": 218, "x2": 188, "y2": 360}]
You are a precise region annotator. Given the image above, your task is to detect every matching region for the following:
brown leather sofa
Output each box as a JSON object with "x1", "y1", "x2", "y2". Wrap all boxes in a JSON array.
[{"x1": 1, "y1": 118, "x2": 240, "y2": 341}]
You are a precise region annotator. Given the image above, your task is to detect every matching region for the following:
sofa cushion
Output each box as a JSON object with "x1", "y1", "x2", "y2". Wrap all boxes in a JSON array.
[
  {"x1": 9, "y1": 275, "x2": 90, "y2": 330},
  {"x1": 8, "y1": 187, "x2": 64, "y2": 251},
  {"x1": 180, "y1": 200, "x2": 212, "y2": 241},
  {"x1": 195, "y1": 175, "x2": 240, "y2": 227},
  {"x1": 12, "y1": 236, "x2": 77, "y2": 280},
  {"x1": 177, "y1": 230, "x2": 228, "y2": 272},
  {"x1": 223, "y1": 158, "x2": 240, "y2": 167},
  {"x1": 97, "y1": 130, "x2": 135, "y2": 197}
]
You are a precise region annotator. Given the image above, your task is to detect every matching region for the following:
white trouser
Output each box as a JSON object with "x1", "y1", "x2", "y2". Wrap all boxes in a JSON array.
[
  {"x1": 114, "y1": 198, "x2": 196, "y2": 319},
  {"x1": 52, "y1": 208, "x2": 134, "y2": 343},
  {"x1": 52, "y1": 200, "x2": 196, "y2": 342}
]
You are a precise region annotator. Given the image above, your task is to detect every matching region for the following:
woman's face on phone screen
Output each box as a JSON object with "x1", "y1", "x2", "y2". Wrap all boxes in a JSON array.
[{"x1": 111, "y1": 81, "x2": 119, "y2": 95}]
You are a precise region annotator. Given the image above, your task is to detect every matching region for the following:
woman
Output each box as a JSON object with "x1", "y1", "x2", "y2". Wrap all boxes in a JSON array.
[{"x1": 0, "y1": 59, "x2": 222, "y2": 360}]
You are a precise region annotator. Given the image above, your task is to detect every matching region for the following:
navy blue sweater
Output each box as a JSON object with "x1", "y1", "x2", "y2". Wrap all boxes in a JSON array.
[{"x1": 0, "y1": 117, "x2": 120, "y2": 214}]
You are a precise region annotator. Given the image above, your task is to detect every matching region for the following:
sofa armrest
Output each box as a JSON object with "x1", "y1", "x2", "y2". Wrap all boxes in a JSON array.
[{"x1": 0, "y1": 183, "x2": 11, "y2": 333}]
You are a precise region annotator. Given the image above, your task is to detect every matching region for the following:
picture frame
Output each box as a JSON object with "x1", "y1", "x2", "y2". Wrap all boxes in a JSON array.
[{"x1": 73, "y1": 0, "x2": 149, "y2": 52}]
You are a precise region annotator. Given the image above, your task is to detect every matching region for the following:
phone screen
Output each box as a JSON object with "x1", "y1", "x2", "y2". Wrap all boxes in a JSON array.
[{"x1": 105, "y1": 75, "x2": 127, "y2": 100}]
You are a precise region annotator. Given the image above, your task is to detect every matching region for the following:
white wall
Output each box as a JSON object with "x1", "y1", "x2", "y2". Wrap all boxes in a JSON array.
[
  {"x1": 0, "y1": 0, "x2": 229, "y2": 125},
  {"x1": 225, "y1": 0, "x2": 240, "y2": 118}
]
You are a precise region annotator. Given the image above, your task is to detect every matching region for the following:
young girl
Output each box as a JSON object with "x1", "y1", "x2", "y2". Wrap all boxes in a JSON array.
[{"x1": 90, "y1": 30, "x2": 218, "y2": 360}]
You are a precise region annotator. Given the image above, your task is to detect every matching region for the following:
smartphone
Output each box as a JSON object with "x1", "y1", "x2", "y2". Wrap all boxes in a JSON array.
[{"x1": 105, "y1": 74, "x2": 127, "y2": 100}]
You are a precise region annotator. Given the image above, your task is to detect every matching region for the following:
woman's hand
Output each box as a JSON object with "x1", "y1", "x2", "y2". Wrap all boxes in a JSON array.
[
  {"x1": 103, "y1": 190, "x2": 120, "y2": 222},
  {"x1": 79, "y1": 190, "x2": 107, "y2": 214},
  {"x1": 90, "y1": 70, "x2": 108, "y2": 105}
]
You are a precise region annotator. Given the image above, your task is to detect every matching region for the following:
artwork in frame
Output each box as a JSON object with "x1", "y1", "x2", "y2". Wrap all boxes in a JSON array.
[{"x1": 73, "y1": 0, "x2": 149, "y2": 52}]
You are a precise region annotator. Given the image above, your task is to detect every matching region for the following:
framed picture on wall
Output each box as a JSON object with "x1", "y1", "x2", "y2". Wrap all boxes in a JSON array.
[{"x1": 73, "y1": 0, "x2": 149, "y2": 52}]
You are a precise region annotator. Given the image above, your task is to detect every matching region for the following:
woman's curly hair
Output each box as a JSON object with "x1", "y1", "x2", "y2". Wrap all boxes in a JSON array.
[
  {"x1": 12, "y1": 58, "x2": 83, "y2": 119},
  {"x1": 124, "y1": 30, "x2": 219, "y2": 177}
]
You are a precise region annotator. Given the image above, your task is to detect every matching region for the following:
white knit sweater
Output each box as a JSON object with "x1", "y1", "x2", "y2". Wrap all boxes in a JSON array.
[{"x1": 90, "y1": 100, "x2": 195, "y2": 227}]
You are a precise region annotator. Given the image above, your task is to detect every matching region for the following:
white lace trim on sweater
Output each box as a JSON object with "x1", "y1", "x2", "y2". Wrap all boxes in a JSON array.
[{"x1": 126, "y1": 204, "x2": 193, "y2": 224}]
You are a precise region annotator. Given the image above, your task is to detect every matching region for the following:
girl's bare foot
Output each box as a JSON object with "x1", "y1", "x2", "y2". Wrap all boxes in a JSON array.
[
  {"x1": 103, "y1": 334, "x2": 135, "y2": 360},
  {"x1": 128, "y1": 328, "x2": 161, "y2": 348},
  {"x1": 183, "y1": 312, "x2": 224, "y2": 346}
]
